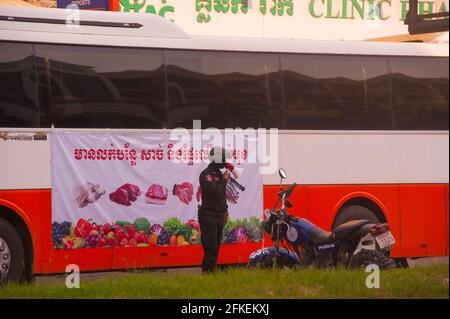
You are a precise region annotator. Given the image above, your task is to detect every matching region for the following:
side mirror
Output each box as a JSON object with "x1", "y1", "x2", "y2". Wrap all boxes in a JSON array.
[{"x1": 279, "y1": 168, "x2": 287, "y2": 179}]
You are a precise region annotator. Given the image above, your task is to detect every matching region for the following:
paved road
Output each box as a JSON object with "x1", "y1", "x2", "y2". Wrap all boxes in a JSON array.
[
  {"x1": 407, "y1": 257, "x2": 449, "y2": 267},
  {"x1": 35, "y1": 257, "x2": 448, "y2": 284}
]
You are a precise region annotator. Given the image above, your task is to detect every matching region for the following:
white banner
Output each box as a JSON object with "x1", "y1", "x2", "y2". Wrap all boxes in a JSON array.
[
  {"x1": 51, "y1": 132, "x2": 263, "y2": 249},
  {"x1": 118, "y1": 0, "x2": 449, "y2": 42}
]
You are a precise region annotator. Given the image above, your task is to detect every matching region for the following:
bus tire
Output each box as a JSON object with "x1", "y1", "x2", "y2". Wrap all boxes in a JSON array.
[
  {"x1": 333, "y1": 205, "x2": 380, "y2": 229},
  {"x1": 0, "y1": 218, "x2": 25, "y2": 284}
]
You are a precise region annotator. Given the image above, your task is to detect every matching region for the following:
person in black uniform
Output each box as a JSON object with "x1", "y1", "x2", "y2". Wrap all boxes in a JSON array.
[{"x1": 198, "y1": 147, "x2": 230, "y2": 273}]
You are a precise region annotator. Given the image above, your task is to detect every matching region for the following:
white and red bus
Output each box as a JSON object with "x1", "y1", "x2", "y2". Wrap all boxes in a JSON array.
[{"x1": 0, "y1": 6, "x2": 448, "y2": 282}]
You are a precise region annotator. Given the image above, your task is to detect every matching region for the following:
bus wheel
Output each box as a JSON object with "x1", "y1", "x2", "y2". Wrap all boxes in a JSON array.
[
  {"x1": 333, "y1": 205, "x2": 380, "y2": 229},
  {"x1": 0, "y1": 218, "x2": 25, "y2": 284}
]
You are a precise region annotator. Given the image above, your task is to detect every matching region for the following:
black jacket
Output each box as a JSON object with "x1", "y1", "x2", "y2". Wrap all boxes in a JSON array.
[{"x1": 198, "y1": 163, "x2": 228, "y2": 217}]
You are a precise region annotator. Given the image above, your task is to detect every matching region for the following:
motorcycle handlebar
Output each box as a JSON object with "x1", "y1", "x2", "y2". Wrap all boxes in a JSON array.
[
  {"x1": 269, "y1": 209, "x2": 297, "y2": 223},
  {"x1": 283, "y1": 183, "x2": 298, "y2": 198},
  {"x1": 273, "y1": 183, "x2": 299, "y2": 211}
]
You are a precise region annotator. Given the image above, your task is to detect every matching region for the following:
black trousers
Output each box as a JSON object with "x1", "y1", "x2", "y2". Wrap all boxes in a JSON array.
[{"x1": 198, "y1": 212, "x2": 225, "y2": 273}]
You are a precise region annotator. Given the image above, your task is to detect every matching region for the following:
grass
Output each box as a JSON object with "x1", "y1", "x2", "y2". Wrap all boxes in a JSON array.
[{"x1": 0, "y1": 264, "x2": 448, "y2": 299}]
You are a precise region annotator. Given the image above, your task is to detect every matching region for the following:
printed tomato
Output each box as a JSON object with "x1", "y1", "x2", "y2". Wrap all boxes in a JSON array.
[{"x1": 74, "y1": 219, "x2": 93, "y2": 239}]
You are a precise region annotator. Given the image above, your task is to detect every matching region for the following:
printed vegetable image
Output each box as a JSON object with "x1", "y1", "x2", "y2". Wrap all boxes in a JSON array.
[
  {"x1": 222, "y1": 217, "x2": 263, "y2": 244},
  {"x1": 134, "y1": 231, "x2": 147, "y2": 243},
  {"x1": 177, "y1": 225, "x2": 192, "y2": 243},
  {"x1": 163, "y1": 217, "x2": 185, "y2": 236},
  {"x1": 120, "y1": 238, "x2": 128, "y2": 247},
  {"x1": 149, "y1": 224, "x2": 163, "y2": 236},
  {"x1": 74, "y1": 218, "x2": 94, "y2": 239},
  {"x1": 73, "y1": 182, "x2": 106, "y2": 208},
  {"x1": 185, "y1": 219, "x2": 200, "y2": 231},
  {"x1": 169, "y1": 235, "x2": 177, "y2": 246},
  {"x1": 172, "y1": 182, "x2": 194, "y2": 204},
  {"x1": 177, "y1": 235, "x2": 189, "y2": 246},
  {"x1": 157, "y1": 229, "x2": 170, "y2": 246},
  {"x1": 185, "y1": 219, "x2": 201, "y2": 244},
  {"x1": 133, "y1": 217, "x2": 151, "y2": 235},
  {"x1": 52, "y1": 221, "x2": 71, "y2": 248},
  {"x1": 109, "y1": 183, "x2": 141, "y2": 206},
  {"x1": 234, "y1": 226, "x2": 247, "y2": 242},
  {"x1": 243, "y1": 216, "x2": 263, "y2": 242},
  {"x1": 115, "y1": 221, "x2": 131, "y2": 227},
  {"x1": 53, "y1": 216, "x2": 262, "y2": 249},
  {"x1": 72, "y1": 237, "x2": 86, "y2": 249},
  {"x1": 145, "y1": 184, "x2": 168, "y2": 205},
  {"x1": 148, "y1": 234, "x2": 158, "y2": 246},
  {"x1": 101, "y1": 223, "x2": 112, "y2": 235},
  {"x1": 129, "y1": 238, "x2": 138, "y2": 247},
  {"x1": 189, "y1": 229, "x2": 200, "y2": 244}
]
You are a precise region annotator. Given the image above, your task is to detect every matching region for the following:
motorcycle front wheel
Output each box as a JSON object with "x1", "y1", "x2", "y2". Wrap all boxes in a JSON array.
[
  {"x1": 248, "y1": 254, "x2": 298, "y2": 269},
  {"x1": 349, "y1": 249, "x2": 396, "y2": 270}
]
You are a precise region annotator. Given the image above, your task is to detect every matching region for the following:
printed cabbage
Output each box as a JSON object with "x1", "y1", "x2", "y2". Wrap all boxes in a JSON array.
[
  {"x1": 163, "y1": 218, "x2": 184, "y2": 236},
  {"x1": 133, "y1": 217, "x2": 151, "y2": 235}
]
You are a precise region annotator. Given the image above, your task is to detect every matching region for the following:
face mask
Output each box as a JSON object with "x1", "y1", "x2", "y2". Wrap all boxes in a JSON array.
[
  {"x1": 216, "y1": 162, "x2": 226, "y2": 169},
  {"x1": 212, "y1": 161, "x2": 226, "y2": 170}
]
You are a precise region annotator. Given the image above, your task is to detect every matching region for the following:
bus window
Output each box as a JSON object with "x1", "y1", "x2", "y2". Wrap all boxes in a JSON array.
[
  {"x1": 281, "y1": 54, "x2": 393, "y2": 130},
  {"x1": 0, "y1": 42, "x2": 39, "y2": 128},
  {"x1": 34, "y1": 44, "x2": 167, "y2": 129},
  {"x1": 165, "y1": 50, "x2": 283, "y2": 129},
  {"x1": 389, "y1": 57, "x2": 449, "y2": 130}
]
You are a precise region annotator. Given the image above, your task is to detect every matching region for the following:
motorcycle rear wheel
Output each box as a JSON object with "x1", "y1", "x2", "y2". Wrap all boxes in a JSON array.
[{"x1": 349, "y1": 249, "x2": 396, "y2": 270}]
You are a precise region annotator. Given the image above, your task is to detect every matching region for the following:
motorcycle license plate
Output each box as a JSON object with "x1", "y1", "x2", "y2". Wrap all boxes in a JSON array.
[{"x1": 375, "y1": 231, "x2": 395, "y2": 249}]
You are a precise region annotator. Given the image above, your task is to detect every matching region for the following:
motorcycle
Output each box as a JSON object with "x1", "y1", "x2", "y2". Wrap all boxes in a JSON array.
[{"x1": 249, "y1": 169, "x2": 397, "y2": 270}]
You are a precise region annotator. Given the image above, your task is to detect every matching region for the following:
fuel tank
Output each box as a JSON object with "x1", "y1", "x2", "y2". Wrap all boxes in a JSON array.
[{"x1": 285, "y1": 218, "x2": 316, "y2": 246}]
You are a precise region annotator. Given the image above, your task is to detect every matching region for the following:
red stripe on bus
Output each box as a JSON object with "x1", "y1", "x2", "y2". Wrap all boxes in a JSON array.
[{"x1": 0, "y1": 184, "x2": 448, "y2": 274}]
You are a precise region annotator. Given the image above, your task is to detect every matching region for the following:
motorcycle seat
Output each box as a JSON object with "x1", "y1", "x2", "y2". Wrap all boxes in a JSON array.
[
  {"x1": 333, "y1": 219, "x2": 371, "y2": 239},
  {"x1": 308, "y1": 228, "x2": 333, "y2": 245},
  {"x1": 308, "y1": 219, "x2": 371, "y2": 245}
]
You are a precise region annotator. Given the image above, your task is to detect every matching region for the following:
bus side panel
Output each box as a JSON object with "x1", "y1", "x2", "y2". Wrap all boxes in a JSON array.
[
  {"x1": 6, "y1": 184, "x2": 448, "y2": 274},
  {"x1": 263, "y1": 185, "x2": 308, "y2": 218},
  {"x1": 43, "y1": 189, "x2": 259, "y2": 272},
  {"x1": 400, "y1": 184, "x2": 448, "y2": 257},
  {"x1": 111, "y1": 243, "x2": 261, "y2": 269},
  {"x1": 108, "y1": 0, "x2": 120, "y2": 11},
  {"x1": 40, "y1": 249, "x2": 114, "y2": 274},
  {"x1": 0, "y1": 190, "x2": 43, "y2": 273},
  {"x1": 39, "y1": 190, "x2": 113, "y2": 274},
  {"x1": 112, "y1": 246, "x2": 194, "y2": 269},
  {"x1": 446, "y1": 184, "x2": 449, "y2": 256},
  {"x1": 106, "y1": 185, "x2": 290, "y2": 269}
]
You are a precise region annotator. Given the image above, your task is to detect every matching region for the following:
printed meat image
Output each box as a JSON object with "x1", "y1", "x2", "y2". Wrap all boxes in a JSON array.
[
  {"x1": 73, "y1": 183, "x2": 106, "y2": 208},
  {"x1": 196, "y1": 185, "x2": 201, "y2": 202},
  {"x1": 145, "y1": 184, "x2": 168, "y2": 205},
  {"x1": 172, "y1": 182, "x2": 194, "y2": 205},
  {"x1": 109, "y1": 183, "x2": 141, "y2": 206}
]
